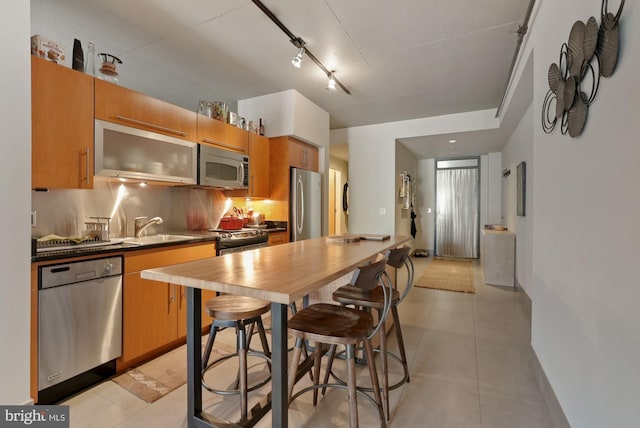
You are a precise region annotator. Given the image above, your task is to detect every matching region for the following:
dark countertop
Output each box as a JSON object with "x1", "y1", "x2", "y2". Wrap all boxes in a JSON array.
[
  {"x1": 264, "y1": 228, "x2": 287, "y2": 233},
  {"x1": 31, "y1": 233, "x2": 219, "y2": 263},
  {"x1": 31, "y1": 228, "x2": 287, "y2": 263}
]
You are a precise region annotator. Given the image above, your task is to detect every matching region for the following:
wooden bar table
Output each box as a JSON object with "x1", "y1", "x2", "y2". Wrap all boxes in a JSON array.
[{"x1": 141, "y1": 235, "x2": 410, "y2": 428}]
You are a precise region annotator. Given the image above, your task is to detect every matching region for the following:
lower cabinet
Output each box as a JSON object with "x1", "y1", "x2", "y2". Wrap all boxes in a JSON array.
[
  {"x1": 481, "y1": 229, "x2": 515, "y2": 287},
  {"x1": 267, "y1": 231, "x2": 288, "y2": 246},
  {"x1": 119, "y1": 242, "x2": 217, "y2": 370}
]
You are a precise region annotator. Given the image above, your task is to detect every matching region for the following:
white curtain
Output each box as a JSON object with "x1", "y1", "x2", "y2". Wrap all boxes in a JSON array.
[{"x1": 436, "y1": 168, "x2": 479, "y2": 258}]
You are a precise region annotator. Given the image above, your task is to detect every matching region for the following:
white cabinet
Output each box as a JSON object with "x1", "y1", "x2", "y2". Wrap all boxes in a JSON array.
[{"x1": 481, "y1": 229, "x2": 515, "y2": 287}]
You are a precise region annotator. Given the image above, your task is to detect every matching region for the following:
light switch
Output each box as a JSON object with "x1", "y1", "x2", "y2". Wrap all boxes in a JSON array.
[{"x1": 427, "y1": 208, "x2": 432, "y2": 214}]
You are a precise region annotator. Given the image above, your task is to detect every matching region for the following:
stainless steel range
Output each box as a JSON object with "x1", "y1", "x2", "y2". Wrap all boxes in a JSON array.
[{"x1": 210, "y1": 228, "x2": 269, "y2": 255}]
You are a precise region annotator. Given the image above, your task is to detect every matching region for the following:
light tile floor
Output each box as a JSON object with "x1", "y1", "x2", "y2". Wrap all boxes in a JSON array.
[{"x1": 62, "y1": 256, "x2": 554, "y2": 427}]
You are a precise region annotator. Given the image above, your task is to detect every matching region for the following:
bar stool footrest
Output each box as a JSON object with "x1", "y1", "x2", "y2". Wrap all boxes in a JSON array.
[
  {"x1": 202, "y1": 351, "x2": 272, "y2": 395},
  {"x1": 329, "y1": 347, "x2": 410, "y2": 391},
  {"x1": 290, "y1": 382, "x2": 386, "y2": 428}
]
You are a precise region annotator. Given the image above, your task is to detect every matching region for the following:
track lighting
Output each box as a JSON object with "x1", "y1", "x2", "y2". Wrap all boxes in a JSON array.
[
  {"x1": 326, "y1": 71, "x2": 337, "y2": 90},
  {"x1": 291, "y1": 43, "x2": 304, "y2": 68},
  {"x1": 252, "y1": 0, "x2": 351, "y2": 94}
]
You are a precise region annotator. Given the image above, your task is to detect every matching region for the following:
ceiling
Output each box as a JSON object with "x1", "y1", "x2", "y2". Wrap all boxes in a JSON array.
[{"x1": 32, "y1": 0, "x2": 532, "y2": 159}]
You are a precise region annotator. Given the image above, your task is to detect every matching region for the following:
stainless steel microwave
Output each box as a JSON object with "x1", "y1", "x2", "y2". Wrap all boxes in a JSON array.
[{"x1": 198, "y1": 145, "x2": 249, "y2": 189}]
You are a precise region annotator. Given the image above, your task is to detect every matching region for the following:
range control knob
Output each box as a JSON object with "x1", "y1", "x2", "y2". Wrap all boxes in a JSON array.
[{"x1": 104, "y1": 263, "x2": 113, "y2": 274}]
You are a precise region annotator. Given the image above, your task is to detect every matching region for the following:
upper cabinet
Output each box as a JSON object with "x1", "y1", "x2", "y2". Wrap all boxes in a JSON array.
[
  {"x1": 95, "y1": 79, "x2": 197, "y2": 142},
  {"x1": 31, "y1": 56, "x2": 94, "y2": 189},
  {"x1": 223, "y1": 132, "x2": 270, "y2": 199},
  {"x1": 285, "y1": 137, "x2": 319, "y2": 172},
  {"x1": 269, "y1": 136, "x2": 319, "y2": 205},
  {"x1": 247, "y1": 133, "x2": 270, "y2": 198},
  {"x1": 196, "y1": 114, "x2": 248, "y2": 154},
  {"x1": 288, "y1": 137, "x2": 318, "y2": 171},
  {"x1": 94, "y1": 119, "x2": 197, "y2": 185}
]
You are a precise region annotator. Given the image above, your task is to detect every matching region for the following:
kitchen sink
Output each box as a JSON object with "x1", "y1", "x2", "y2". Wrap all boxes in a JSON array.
[{"x1": 123, "y1": 234, "x2": 198, "y2": 246}]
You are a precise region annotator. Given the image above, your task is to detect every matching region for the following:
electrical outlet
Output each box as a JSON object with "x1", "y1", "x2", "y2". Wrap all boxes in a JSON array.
[
  {"x1": 427, "y1": 208, "x2": 432, "y2": 213},
  {"x1": 31, "y1": 210, "x2": 37, "y2": 227},
  {"x1": 378, "y1": 208, "x2": 386, "y2": 215}
]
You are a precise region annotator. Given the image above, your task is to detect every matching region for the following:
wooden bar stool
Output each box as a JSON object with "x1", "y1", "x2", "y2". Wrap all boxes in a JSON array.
[
  {"x1": 201, "y1": 295, "x2": 272, "y2": 422},
  {"x1": 287, "y1": 257, "x2": 392, "y2": 428},
  {"x1": 327, "y1": 245, "x2": 414, "y2": 420}
]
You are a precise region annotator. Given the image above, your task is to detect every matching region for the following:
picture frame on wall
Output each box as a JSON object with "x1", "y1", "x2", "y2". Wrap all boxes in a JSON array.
[{"x1": 517, "y1": 161, "x2": 526, "y2": 217}]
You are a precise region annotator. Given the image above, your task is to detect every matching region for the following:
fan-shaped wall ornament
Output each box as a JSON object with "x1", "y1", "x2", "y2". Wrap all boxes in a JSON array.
[{"x1": 541, "y1": 0, "x2": 625, "y2": 138}]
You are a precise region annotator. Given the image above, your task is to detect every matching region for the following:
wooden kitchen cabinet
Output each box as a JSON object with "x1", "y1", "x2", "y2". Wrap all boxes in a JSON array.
[
  {"x1": 267, "y1": 231, "x2": 288, "y2": 246},
  {"x1": 122, "y1": 273, "x2": 178, "y2": 362},
  {"x1": 95, "y1": 79, "x2": 197, "y2": 142},
  {"x1": 31, "y1": 56, "x2": 94, "y2": 189},
  {"x1": 228, "y1": 133, "x2": 270, "y2": 198},
  {"x1": 197, "y1": 114, "x2": 248, "y2": 153},
  {"x1": 248, "y1": 133, "x2": 270, "y2": 197},
  {"x1": 269, "y1": 136, "x2": 320, "y2": 216},
  {"x1": 119, "y1": 242, "x2": 217, "y2": 370},
  {"x1": 288, "y1": 137, "x2": 318, "y2": 171}
]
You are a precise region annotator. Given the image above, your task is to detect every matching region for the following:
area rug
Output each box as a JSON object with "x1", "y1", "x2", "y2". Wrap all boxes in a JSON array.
[
  {"x1": 112, "y1": 340, "x2": 235, "y2": 403},
  {"x1": 414, "y1": 257, "x2": 475, "y2": 293}
]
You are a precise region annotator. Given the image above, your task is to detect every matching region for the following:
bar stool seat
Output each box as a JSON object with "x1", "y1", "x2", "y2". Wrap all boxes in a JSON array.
[
  {"x1": 287, "y1": 257, "x2": 392, "y2": 428},
  {"x1": 201, "y1": 295, "x2": 272, "y2": 422},
  {"x1": 328, "y1": 246, "x2": 414, "y2": 420}
]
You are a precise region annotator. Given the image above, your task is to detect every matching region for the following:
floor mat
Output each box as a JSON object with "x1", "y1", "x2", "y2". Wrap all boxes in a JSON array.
[{"x1": 414, "y1": 257, "x2": 475, "y2": 293}]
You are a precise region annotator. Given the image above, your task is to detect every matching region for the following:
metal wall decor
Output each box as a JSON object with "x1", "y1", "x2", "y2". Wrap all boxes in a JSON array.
[{"x1": 541, "y1": 0, "x2": 625, "y2": 137}]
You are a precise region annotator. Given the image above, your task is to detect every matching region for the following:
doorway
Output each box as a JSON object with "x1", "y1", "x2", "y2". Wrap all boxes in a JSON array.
[
  {"x1": 328, "y1": 169, "x2": 343, "y2": 235},
  {"x1": 435, "y1": 158, "x2": 479, "y2": 258}
]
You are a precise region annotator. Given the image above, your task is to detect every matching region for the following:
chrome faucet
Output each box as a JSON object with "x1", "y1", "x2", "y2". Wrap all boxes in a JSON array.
[{"x1": 134, "y1": 216, "x2": 163, "y2": 237}]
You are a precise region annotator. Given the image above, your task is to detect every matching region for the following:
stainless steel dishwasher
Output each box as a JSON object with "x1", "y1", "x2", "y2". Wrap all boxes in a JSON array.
[{"x1": 38, "y1": 256, "x2": 123, "y2": 403}]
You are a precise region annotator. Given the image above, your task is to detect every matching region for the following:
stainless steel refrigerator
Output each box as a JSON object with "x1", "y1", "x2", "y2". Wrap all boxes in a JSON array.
[{"x1": 290, "y1": 167, "x2": 322, "y2": 241}]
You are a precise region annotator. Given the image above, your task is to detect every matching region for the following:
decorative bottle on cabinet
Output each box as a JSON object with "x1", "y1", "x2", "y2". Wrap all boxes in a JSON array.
[{"x1": 85, "y1": 41, "x2": 96, "y2": 76}]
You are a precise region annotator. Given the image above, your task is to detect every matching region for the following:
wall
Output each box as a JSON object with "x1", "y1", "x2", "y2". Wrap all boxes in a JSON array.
[
  {"x1": 239, "y1": 89, "x2": 331, "y2": 235},
  {"x1": 331, "y1": 109, "x2": 499, "y2": 235},
  {"x1": 502, "y1": 0, "x2": 640, "y2": 426},
  {"x1": 486, "y1": 153, "x2": 503, "y2": 224},
  {"x1": 501, "y1": 102, "x2": 533, "y2": 293},
  {"x1": 0, "y1": 0, "x2": 31, "y2": 404},
  {"x1": 416, "y1": 159, "x2": 435, "y2": 250}
]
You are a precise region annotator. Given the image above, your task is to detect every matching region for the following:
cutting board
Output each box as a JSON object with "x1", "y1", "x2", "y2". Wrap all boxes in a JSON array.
[
  {"x1": 358, "y1": 234, "x2": 390, "y2": 241},
  {"x1": 326, "y1": 234, "x2": 390, "y2": 243},
  {"x1": 326, "y1": 234, "x2": 361, "y2": 243}
]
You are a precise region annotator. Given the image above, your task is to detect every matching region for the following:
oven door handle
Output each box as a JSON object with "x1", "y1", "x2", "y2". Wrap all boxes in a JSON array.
[{"x1": 218, "y1": 241, "x2": 268, "y2": 255}]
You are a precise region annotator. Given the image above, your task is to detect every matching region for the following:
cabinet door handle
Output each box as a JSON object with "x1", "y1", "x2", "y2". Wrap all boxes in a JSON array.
[
  {"x1": 201, "y1": 138, "x2": 243, "y2": 152},
  {"x1": 82, "y1": 146, "x2": 90, "y2": 184},
  {"x1": 169, "y1": 284, "x2": 176, "y2": 308},
  {"x1": 115, "y1": 115, "x2": 188, "y2": 137}
]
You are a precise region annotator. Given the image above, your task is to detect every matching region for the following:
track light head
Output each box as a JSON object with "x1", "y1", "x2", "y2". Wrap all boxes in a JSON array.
[
  {"x1": 291, "y1": 43, "x2": 304, "y2": 68},
  {"x1": 326, "y1": 71, "x2": 337, "y2": 90}
]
